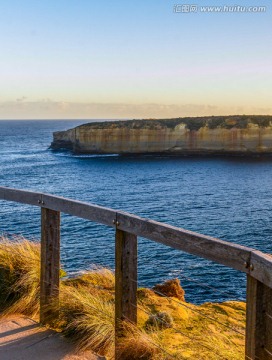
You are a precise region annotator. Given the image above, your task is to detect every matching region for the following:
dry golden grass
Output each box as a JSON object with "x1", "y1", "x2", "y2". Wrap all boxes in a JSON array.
[
  {"x1": 0, "y1": 237, "x2": 246, "y2": 359},
  {"x1": 0, "y1": 237, "x2": 40, "y2": 317},
  {"x1": 59, "y1": 284, "x2": 115, "y2": 357},
  {"x1": 116, "y1": 328, "x2": 161, "y2": 360}
]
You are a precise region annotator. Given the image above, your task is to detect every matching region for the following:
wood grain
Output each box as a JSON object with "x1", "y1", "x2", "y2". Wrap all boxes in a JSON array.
[
  {"x1": 117, "y1": 211, "x2": 252, "y2": 273},
  {"x1": 41, "y1": 194, "x2": 116, "y2": 227},
  {"x1": 0, "y1": 186, "x2": 42, "y2": 206},
  {"x1": 115, "y1": 229, "x2": 138, "y2": 326},
  {"x1": 40, "y1": 208, "x2": 61, "y2": 325},
  {"x1": 250, "y1": 250, "x2": 272, "y2": 289},
  {"x1": 246, "y1": 275, "x2": 272, "y2": 359}
]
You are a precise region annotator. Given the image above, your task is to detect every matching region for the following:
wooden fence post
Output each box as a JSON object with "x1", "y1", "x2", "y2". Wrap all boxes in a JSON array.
[
  {"x1": 115, "y1": 228, "x2": 137, "y2": 358},
  {"x1": 246, "y1": 275, "x2": 272, "y2": 359},
  {"x1": 40, "y1": 208, "x2": 61, "y2": 325}
]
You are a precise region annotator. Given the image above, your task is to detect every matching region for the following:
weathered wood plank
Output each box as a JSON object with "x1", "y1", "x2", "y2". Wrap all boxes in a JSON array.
[
  {"x1": 0, "y1": 186, "x2": 42, "y2": 206},
  {"x1": 115, "y1": 229, "x2": 137, "y2": 357},
  {"x1": 250, "y1": 250, "x2": 272, "y2": 289},
  {"x1": 246, "y1": 276, "x2": 272, "y2": 359},
  {"x1": 40, "y1": 208, "x2": 61, "y2": 325},
  {"x1": 246, "y1": 275, "x2": 261, "y2": 359},
  {"x1": 264, "y1": 284, "x2": 272, "y2": 354},
  {"x1": 117, "y1": 211, "x2": 252, "y2": 273},
  {"x1": 115, "y1": 229, "x2": 137, "y2": 325},
  {"x1": 41, "y1": 194, "x2": 116, "y2": 227},
  {"x1": 0, "y1": 187, "x2": 116, "y2": 227}
]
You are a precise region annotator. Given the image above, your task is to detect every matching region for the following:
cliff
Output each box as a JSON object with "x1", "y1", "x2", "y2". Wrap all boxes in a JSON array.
[{"x1": 50, "y1": 115, "x2": 272, "y2": 155}]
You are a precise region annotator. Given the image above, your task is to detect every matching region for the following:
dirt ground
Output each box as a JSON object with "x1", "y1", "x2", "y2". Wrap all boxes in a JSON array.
[{"x1": 0, "y1": 316, "x2": 101, "y2": 360}]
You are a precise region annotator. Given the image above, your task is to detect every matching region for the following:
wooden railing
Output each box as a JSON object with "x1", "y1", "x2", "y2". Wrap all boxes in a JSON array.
[{"x1": 0, "y1": 186, "x2": 271, "y2": 359}]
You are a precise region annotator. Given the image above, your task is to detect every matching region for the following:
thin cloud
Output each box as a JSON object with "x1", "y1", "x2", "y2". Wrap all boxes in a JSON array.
[{"x1": 0, "y1": 100, "x2": 271, "y2": 120}]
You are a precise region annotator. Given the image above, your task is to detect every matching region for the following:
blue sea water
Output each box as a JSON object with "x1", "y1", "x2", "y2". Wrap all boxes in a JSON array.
[{"x1": 0, "y1": 120, "x2": 272, "y2": 304}]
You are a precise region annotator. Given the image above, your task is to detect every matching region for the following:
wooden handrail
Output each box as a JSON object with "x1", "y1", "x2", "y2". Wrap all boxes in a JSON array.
[
  {"x1": 0, "y1": 186, "x2": 116, "y2": 227},
  {"x1": 0, "y1": 186, "x2": 271, "y2": 284},
  {"x1": 0, "y1": 186, "x2": 271, "y2": 359}
]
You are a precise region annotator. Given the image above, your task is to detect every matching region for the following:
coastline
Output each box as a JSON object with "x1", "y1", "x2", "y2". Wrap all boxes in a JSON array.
[{"x1": 50, "y1": 116, "x2": 272, "y2": 155}]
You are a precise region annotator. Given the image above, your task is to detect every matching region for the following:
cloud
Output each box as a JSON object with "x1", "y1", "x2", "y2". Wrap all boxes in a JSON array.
[
  {"x1": 0, "y1": 100, "x2": 271, "y2": 119},
  {"x1": 16, "y1": 96, "x2": 27, "y2": 102}
]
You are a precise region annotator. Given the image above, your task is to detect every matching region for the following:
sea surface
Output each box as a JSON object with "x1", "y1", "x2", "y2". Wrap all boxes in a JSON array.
[{"x1": 0, "y1": 120, "x2": 271, "y2": 304}]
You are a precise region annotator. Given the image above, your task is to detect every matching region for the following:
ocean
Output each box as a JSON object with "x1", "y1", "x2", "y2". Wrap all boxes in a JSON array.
[{"x1": 0, "y1": 120, "x2": 271, "y2": 304}]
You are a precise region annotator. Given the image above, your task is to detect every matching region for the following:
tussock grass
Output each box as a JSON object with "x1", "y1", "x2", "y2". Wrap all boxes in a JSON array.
[
  {"x1": 116, "y1": 322, "x2": 177, "y2": 360},
  {"x1": 59, "y1": 284, "x2": 115, "y2": 357},
  {"x1": 65, "y1": 266, "x2": 115, "y2": 292},
  {"x1": 0, "y1": 237, "x2": 246, "y2": 359},
  {"x1": 116, "y1": 329, "x2": 161, "y2": 360},
  {"x1": 0, "y1": 237, "x2": 40, "y2": 316}
]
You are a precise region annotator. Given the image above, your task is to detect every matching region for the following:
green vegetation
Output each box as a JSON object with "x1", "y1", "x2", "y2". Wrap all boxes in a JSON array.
[
  {"x1": 77, "y1": 115, "x2": 272, "y2": 131},
  {"x1": 0, "y1": 237, "x2": 246, "y2": 359}
]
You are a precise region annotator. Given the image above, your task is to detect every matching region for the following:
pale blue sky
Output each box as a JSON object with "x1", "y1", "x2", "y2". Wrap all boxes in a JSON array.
[{"x1": 0, "y1": 0, "x2": 271, "y2": 119}]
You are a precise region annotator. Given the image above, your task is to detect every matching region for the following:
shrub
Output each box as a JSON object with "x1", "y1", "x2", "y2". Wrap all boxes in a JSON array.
[
  {"x1": 145, "y1": 312, "x2": 174, "y2": 330},
  {"x1": 153, "y1": 278, "x2": 185, "y2": 301}
]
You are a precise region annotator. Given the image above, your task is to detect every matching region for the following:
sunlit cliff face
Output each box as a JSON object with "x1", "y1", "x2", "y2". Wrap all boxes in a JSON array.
[{"x1": 51, "y1": 116, "x2": 272, "y2": 154}]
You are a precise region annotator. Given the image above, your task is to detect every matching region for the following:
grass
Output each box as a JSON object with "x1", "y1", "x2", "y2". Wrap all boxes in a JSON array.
[
  {"x1": 0, "y1": 237, "x2": 246, "y2": 359},
  {"x1": 59, "y1": 284, "x2": 115, "y2": 356},
  {"x1": 0, "y1": 237, "x2": 40, "y2": 316}
]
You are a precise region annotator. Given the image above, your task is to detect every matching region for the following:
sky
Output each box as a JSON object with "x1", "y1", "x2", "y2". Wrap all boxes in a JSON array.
[{"x1": 0, "y1": 0, "x2": 271, "y2": 119}]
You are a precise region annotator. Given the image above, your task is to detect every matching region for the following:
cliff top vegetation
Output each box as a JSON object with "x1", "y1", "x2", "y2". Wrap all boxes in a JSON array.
[{"x1": 76, "y1": 115, "x2": 272, "y2": 132}]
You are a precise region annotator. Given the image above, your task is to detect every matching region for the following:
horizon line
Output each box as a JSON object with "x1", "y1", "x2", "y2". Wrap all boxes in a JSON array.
[{"x1": 1, "y1": 114, "x2": 272, "y2": 121}]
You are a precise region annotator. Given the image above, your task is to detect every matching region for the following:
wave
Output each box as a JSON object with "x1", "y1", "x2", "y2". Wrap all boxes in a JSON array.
[{"x1": 54, "y1": 153, "x2": 120, "y2": 159}]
